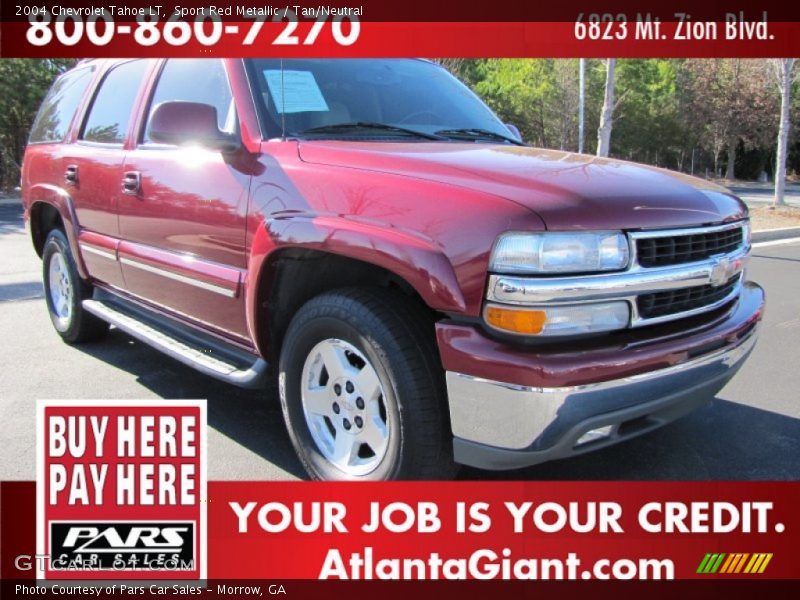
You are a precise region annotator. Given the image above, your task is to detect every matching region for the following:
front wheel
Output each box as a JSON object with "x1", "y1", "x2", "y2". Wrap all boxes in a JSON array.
[{"x1": 278, "y1": 288, "x2": 454, "y2": 480}]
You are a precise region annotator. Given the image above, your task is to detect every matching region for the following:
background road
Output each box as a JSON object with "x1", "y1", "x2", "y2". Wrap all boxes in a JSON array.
[
  {"x1": 1, "y1": 202, "x2": 799, "y2": 480},
  {"x1": 728, "y1": 182, "x2": 800, "y2": 208}
]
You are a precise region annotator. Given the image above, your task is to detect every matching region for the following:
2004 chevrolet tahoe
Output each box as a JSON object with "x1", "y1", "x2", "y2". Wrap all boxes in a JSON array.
[{"x1": 22, "y1": 58, "x2": 764, "y2": 480}]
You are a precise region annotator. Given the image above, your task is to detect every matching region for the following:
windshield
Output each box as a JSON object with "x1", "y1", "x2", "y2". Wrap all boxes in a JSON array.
[{"x1": 249, "y1": 59, "x2": 517, "y2": 143}]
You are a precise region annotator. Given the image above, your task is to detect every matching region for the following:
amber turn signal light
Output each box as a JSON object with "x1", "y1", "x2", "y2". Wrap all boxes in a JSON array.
[{"x1": 484, "y1": 306, "x2": 547, "y2": 335}]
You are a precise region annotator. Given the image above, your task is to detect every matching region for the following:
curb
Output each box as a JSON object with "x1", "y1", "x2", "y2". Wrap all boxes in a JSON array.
[{"x1": 752, "y1": 227, "x2": 800, "y2": 243}]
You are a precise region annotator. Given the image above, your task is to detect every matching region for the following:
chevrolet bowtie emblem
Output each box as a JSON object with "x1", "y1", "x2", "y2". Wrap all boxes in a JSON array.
[{"x1": 709, "y1": 257, "x2": 733, "y2": 287}]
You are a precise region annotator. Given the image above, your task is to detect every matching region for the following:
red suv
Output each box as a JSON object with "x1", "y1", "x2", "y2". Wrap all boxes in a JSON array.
[{"x1": 22, "y1": 58, "x2": 763, "y2": 480}]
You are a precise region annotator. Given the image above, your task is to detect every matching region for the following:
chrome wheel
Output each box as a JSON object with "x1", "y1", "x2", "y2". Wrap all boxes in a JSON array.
[
  {"x1": 48, "y1": 250, "x2": 73, "y2": 330},
  {"x1": 300, "y1": 338, "x2": 391, "y2": 476}
]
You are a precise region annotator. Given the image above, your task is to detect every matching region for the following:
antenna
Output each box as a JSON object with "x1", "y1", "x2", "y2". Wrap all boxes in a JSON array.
[{"x1": 280, "y1": 59, "x2": 286, "y2": 139}]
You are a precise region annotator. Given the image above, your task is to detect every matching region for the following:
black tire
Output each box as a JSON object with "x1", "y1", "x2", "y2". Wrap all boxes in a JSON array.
[
  {"x1": 278, "y1": 287, "x2": 455, "y2": 481},
  {"x1": 42, "y1": 229, "x2": 109, "y2": 344}
]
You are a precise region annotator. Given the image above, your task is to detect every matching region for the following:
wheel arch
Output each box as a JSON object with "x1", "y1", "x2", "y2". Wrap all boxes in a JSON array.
[
  {"x1": 247, "y1": 216, "x2": 466, "y2": 360},
  {"x1": 27, "y1": 185, "x2": 88, "y2": 279}
]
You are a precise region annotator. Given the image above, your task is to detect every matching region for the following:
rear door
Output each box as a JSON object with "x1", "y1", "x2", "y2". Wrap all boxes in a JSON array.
[
  {"x1": 70, "y1": 59, "x2": 152, "y2": 289},
  {"x1": 117, "y1": 59, "x2": 251, "y2": 342},
  {"x1": 24, "y1": 64, "x2": 96, "y2": 258}
]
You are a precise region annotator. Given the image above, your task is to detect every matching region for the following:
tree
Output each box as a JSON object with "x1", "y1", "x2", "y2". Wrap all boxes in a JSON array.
[
  {"x1": 438, "y1": 58, "x2": 798, "y2": 180},
  {"x1": 434, "y1": 58, "x2": 483, "y2": 87},
  {"x1": 772, "y1": 59, "x2": 797, "y2": 206},
  {"x1": 0, "y1": 59, "x2": 75, "y2": 190},
  {"x1": 682, "y1": 60, "x2": 776, "y2": 180},
  {"x1": 551, "y1": 59, "x2": 581, "y2": 150},
  {"x1": 596, "y1": 59, "x2": 616, "y2": 157},
  {"x1": 471, "y1": 59, "x2": 587, "y2": 149},
  {"x1": 613, "y1": 59, "x2": 684, "y2": 168}
]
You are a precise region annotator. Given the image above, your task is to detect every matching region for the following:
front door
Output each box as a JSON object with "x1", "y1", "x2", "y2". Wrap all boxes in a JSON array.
[{"x1": 117, "y1": 59, "x2": 251, "y2": 342}]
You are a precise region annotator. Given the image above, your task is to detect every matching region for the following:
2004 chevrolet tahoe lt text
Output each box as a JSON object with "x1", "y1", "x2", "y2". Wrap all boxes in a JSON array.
[{"x1": 21, "y1": 58, "x2": 764, "y2": 480}]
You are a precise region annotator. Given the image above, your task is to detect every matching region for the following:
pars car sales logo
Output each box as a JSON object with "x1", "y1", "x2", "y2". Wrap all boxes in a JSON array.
[{"x1": 36, "y1": 400, "x2": 207, "y2": 580}]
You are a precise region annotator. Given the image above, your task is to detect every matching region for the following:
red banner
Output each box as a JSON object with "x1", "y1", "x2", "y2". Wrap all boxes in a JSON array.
[
  {"x1": 2, "y1": 0, "x2": 800, "y2": 59},
  {"x1": 3, "y1": 481, "x2": 799, "y2": 580},
  {"x1": 2, "y1": 21, "x2": 800, "y2": 58}
]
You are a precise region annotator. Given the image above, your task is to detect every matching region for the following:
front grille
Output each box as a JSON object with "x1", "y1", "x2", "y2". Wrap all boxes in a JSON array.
[
  {"x1": 636, "y1": 226, "x2": 743, "y2": 267},
  {"x1": 637, "y1": 275, "x2": 740, "y2": 319}
]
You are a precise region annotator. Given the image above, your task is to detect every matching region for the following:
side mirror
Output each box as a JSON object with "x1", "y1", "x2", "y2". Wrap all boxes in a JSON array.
[
  {"x1": 505, "y1": 123, "x2": 522, "y2": 141},
  {"x1": 149, "y1": 101, "x2": 240, "y2": 152}
]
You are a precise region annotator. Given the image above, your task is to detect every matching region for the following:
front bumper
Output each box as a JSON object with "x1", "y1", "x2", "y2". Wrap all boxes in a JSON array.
[{"x1": 441, "y1": 282, "x2": 764, "y2": 470}]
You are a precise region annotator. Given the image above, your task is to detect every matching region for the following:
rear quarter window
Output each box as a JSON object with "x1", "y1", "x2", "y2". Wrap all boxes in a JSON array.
[
  {"x1": 29, "y1": 67, "x2": 94, "y2": 144},
  {"x1": 81, "y1": 60, "x2": 150, "y2": 145}
]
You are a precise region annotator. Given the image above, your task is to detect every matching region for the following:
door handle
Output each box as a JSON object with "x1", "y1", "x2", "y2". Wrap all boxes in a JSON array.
[
  {"x1": 122, "y1": 171, "x2": 141, "y2": 196},
  {"x1": 64, "y1": 165, "x2": 78, "y2": 185}
]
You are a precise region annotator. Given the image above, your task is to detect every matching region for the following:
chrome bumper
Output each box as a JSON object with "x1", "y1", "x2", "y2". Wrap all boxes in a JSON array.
[{"x1": 447, "y1": 324, "x2": 758, "y2": 470}]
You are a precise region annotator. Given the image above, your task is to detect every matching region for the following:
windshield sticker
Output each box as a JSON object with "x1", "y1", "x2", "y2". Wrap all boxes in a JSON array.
[{"x1": 264, "y1": 70, "x2": 329, "y2": 114}]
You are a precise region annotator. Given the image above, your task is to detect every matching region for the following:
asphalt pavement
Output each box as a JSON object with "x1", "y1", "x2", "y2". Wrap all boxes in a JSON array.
[{"x1": 1, "y1": 202, "x2": 799, "y2": 481}]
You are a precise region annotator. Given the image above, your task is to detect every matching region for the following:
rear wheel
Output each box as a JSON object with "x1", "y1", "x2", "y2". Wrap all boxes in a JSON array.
[
  {"x1": 278, "y1": 288, "x2": 454, "y2": 480},
  {"x1": 42, "y1": 229, "x2": 109, "y2": 343}
]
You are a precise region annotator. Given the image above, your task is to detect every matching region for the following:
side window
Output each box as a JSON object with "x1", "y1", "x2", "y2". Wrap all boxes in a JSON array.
[
  {"x1": 144, "y1": 59, "x2": 235, "y2": 143},
  {"x1": 81, "y1": 60, "x2": 149, "y2": 144},
  {"x1": 29, "y1": 67, "x2": 94, "y2": 144}
]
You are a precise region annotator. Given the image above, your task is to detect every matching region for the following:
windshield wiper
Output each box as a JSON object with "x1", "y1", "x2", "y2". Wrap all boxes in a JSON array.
[
  {"x1": 434, "y1": 128, "x2": 525, "y2": 145},
  {"x1": 300, "y1": 122, "x2": 446, "y2": 141}
]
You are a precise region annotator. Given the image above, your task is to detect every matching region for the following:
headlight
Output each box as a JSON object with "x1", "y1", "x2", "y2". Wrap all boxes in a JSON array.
[
  {"x1": 741, "y1": 221, "x2": 751, "y2": 247},
  {"x1": 490, "y1": 231, "x2": 629, "y2": 274},
  {"x1": 484, "y1": 301, "x2": 630, "y2": 337}
]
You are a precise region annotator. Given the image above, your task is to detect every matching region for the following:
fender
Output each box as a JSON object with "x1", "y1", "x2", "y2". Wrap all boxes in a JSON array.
[
  {"x1": 245, "y1": 214, "x2": 468, "y2": 352},
  {"x1": 27, "y1": 183, "x2": 89, "y2": 279}
]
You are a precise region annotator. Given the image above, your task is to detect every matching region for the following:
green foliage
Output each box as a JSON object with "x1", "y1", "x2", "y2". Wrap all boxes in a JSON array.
[
  {"x1": 442, "y1": 58, "x2": 796, "y2": 179},
  {"x1": 613, "y1": 60, "x2": 682, "y2": 165},
  {"x1": 0, "y1": 59, "x2": 76, "y2": 190},
  {"x1": 468, "y1": 59, "x2": 604, "y2": 150}
]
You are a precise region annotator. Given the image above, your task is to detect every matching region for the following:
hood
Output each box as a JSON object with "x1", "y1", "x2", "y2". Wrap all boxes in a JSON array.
[{"x1": 298, "y1": 142, "x2": 747, "y2": 231}]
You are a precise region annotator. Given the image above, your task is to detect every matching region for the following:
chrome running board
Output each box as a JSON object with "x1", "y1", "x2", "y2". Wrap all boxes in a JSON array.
[{"x1": 83, "y1": 296, "x2": 268, "y2": 389}]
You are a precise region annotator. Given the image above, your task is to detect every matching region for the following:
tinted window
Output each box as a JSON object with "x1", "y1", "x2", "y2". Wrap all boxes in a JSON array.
[
  {"x1": 144, "y1": 59, "x2": 234, "y2": 143},
  {"x1": 81, "y1": 60, "x2": 149, "y2": 144},
  {"x1": 29, "y1": 67, "x2": 94, "y2": 144}
]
